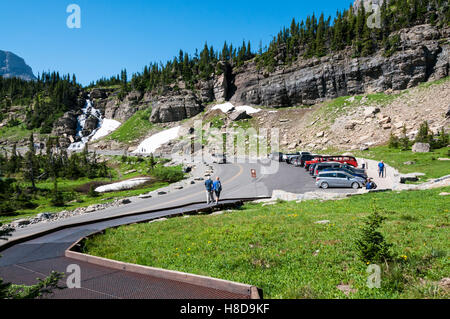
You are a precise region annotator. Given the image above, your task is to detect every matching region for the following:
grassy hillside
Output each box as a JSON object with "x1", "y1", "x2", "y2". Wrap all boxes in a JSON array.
[
  {"x1": 107, "y1": 107, "x2": 160, "y2": 143},
  {"x1": 83, "y1": 186, "x2": 450, "y2": 299},
  {"x1": 354, "y1": 146, "x2": 450, "y2": 180}
]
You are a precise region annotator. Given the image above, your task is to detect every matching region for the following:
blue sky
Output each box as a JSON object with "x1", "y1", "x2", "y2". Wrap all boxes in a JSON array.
[{"x1": 1, "y1": 0, "x2": 354, "y2": 85}]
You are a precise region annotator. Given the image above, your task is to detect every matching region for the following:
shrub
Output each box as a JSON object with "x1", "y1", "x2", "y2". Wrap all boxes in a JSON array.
[
  {"x1": 355, "y1": 210, "x2": 392, "y2": 264},
  {"x1": 400, "y1": 125, "x2": 410, "y2": 151},
  {"x1": 151, "y1": 165, "x2": 184, "y2": 183},
  {"x1": 88, "y1": 185, "x2": 99, "y2": 197},
  {"x1": 388, "y1": 133, "x2": 400, "y2": 149},
  {"x1": 415, "y1": 121, "x2": 433, "y2": 145}
]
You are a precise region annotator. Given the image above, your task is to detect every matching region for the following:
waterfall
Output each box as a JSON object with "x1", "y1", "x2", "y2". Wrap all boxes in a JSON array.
[{"x1": 68, "y1": 97, "x2": 103, "y2": 151}]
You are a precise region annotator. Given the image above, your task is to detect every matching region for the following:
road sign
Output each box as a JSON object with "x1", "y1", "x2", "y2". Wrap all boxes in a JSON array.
[{"x1": 251, "y1": 169, "x2": 256, "y2": 178}]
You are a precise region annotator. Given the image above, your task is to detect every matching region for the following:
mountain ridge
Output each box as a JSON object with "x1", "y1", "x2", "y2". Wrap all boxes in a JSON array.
[{"x1": 0, "y1": 50, "x2": 36, "y2": 81}]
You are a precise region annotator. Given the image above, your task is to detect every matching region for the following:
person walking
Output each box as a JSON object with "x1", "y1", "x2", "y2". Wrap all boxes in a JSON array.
[
  {"x1": 204, "y1": 177, "x2": 214, "y2": 205},
  {"x1": 213, "y1": 177, "x2": 222, "y2": 205},
  {"x1": 378, "y1": 160, "x2": 385, "y2": 178}
]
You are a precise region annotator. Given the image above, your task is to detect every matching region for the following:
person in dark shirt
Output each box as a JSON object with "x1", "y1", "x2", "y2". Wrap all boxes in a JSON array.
[
  {"x1": 213, "y1": 177, "x2": 222, "y2": 205},
  {"x1": 378, "y1": 161, "x2": 385, "y2": 178},
  {"x1": 204, "y1": 177, "x2": 214, "y2": 204}
]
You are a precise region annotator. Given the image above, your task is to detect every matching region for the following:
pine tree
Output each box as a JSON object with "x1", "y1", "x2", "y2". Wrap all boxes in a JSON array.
[{"x1": 24, "y1": 133, "x2": 38, "y2": 191}]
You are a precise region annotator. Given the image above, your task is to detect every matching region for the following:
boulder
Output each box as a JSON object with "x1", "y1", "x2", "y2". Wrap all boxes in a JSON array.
[
  {"x1": 412, "y1": 142, "x2": 430, "y2": 153},
  {"x1": 90, "y1": 88, "x2": 107, "y2": 99},
  {"x1": 150, "y1": 91, "x2": 203, "y2": 123},
  {"x1": 81, "y1": 115, "x2": 99, "y2": 137},
  {"x1": 345, "y1": 122, "x2": 356, "y2": 130},
  {"x1": 364, "y1": 107, "x2": 381, "y2": 118},
  {"x1": 229, "y1": 110, "x2": 251, "y2": 121}
]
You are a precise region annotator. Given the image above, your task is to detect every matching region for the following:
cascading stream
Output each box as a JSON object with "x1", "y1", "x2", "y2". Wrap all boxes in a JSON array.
[{"x1": 68, "y1": 97, "x2": 103, "y2": 150}]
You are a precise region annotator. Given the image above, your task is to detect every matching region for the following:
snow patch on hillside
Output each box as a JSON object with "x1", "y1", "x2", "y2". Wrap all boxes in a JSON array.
[
  {"x1": 95, "y1": 177, "x2": 151, "y2": 193},
  {"x1": 92, "y1": 119, "x2": 121, "y2": 141},
  {"x1": 212, "y1": 102, "x2": 261, "y2": 114},
  {"x1": 133, "y1": 126, "x2": 181, "y2": 154}
]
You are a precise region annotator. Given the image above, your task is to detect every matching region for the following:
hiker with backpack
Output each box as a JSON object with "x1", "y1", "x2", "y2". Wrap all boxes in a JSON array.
[
  {"x1": 204, "y1": 177, "x2": 214, "y2": 205},
  {"x1": 213, "y1": 177, "x2": 222, "y2": 205}
]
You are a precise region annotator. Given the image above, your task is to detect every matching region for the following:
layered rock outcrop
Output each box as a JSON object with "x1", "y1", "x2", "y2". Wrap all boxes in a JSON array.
[{"x1": 230, "y1": 24, "x2": 449, "y2": 107}]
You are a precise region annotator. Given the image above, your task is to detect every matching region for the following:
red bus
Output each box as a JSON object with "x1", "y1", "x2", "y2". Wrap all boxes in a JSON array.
[{"x1": 304, "y1": 155, "x2": 358, "y2": 169}]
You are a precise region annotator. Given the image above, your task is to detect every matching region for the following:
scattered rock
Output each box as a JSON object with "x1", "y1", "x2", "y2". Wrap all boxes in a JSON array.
[
  {"x1": 439, "y1": 192, "x2": 450, "y2": 196},
  {"x1": 412, "y1": 142, "x2": 430, "y2": 153},
  {"x1": 438, "y1": 158, "x2": 450, "y2": 161},
  {"x1": 360, "y1": 145, "x2": 369, "y2": 151},
  {"x1": 124, "y1": 169, "x2": 137, "y2": 175},
  {"x1": 157, "y1": 191, "x2": 167, "y2": 195},
  {"x1": 403, "y1": 161, "x2": 416, "y2": 165},
  {"x1": 229, "y1": 110, "x2": 251, "y2": 121},
  {"x1": 12, "y1": 219, "x2": 30, "y2": 226},
  {"x1": 316, "y1": 131, "x2": 325, "y2": 138},
  {"x1": 149, "y1": 218, "x2": 167, "y2": 223},
  {"x1": 364, "y1": 107, "x2": 380, "y2": 117},
  {"x1": 315, "y1": 220, "x2": 330, "y2": 225},
  {"x1": 139, "y1": 193, "x2": 152, "y2": 199},
  {"x1": 438, "y1": 278, "x2": 450, "y2": 291},
  {"x1": 336, "y1": 284, "x2": 357, "y2": 296},
  {"x1": 174, "y1": 185, "x2": 183, "y2": 190},
  {"x1": 121, "y1": 198, "x2": 131, "y2": 204},
  {"x1": 345, "y1": 122, "x2": 356, "y2": 130}
]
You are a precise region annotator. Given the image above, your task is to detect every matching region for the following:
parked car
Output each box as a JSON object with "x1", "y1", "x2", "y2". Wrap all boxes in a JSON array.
[
  {"x1": 301, "y1": 154, "x2": 321, "y2": 168},
  {"x1": 309, "y1": 163, "x2": 317, "y2": 175},
  {"x1": 315, "y1": 171, "x2": 366, "y2": 189},
  {"x1": 287, "y1": 152, "x2": 312, "y2": 164},
  {"x1": 283, "y1": 152, "x2": 301, "y2": 163},
  {"x1": 212, "y1": 153, "x2": 227, "y2": 164},
  {"x1": 269, "y1": 152, "x2": 283, "y2": 162},
  {"x1": 305, "y1": 155, "x2": 358, "y2": 169},
  {"x1": 312, "y1": 162, "x2": 343, "y2": 177},
  {"x1": 340, "y1": 163, "x2": 366, "y2": 175},
  {"x1": 322, "y1": 166, "x2": 368, "y2": 180}
]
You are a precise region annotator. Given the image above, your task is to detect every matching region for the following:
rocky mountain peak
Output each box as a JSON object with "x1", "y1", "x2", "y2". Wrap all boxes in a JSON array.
[{"x1": 0, "y1": 50, "x2": 36, "y2": 81}]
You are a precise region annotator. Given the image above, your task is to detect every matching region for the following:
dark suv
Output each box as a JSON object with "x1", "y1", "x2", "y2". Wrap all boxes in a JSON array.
[{"x1": 312, "y1": 162, "x2": 342, "y2": 177}]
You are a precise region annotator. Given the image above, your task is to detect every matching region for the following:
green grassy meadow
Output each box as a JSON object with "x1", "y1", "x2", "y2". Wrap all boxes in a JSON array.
[{"x1": 83, "y1": 186, "x2": 450, "y2": 299}]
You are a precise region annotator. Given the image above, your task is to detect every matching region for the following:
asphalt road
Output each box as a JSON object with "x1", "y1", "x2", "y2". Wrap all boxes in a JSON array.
[{"x1": 0, "y1": 159, "x2": 354, "y2": 299}]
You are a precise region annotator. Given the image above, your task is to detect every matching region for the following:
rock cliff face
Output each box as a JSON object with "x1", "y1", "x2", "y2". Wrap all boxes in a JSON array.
[
  {"x1": 53, "y1": 24, "x2": 449, "y2": 140},
  {"x1": 0, "y1": 50, "x2": 36, "y2": 81},
  {"x1": 230, "y1": 24, "x2": 449, "y2": 107},
  {"x1": 144, "y1": 24, "x2": 449, "y2": 122}
]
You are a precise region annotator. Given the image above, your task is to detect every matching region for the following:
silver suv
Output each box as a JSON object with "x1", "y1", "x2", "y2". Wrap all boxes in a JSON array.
[{"x1": 315, "y1": 171, "x2": 365, "y2": 189}]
